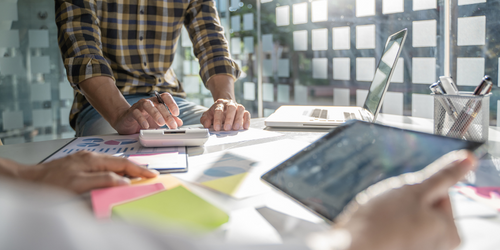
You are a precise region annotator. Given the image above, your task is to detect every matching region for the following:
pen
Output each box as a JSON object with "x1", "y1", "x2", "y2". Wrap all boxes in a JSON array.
[
  {"x1": 430, "y1": 81, "x2": 460, "y2": 119},
  {"x1": 430, "y1": 81, "x2": 470, "y2": 137},
  {"x1": 473, "y1": 76, "x2": 493, "y2": 96},
  {"x1": 446, "y1": 76, "x2": 492, "y2": 139},
  {"x1": 154, "y1": 90, "x2": 173, "y2": 116}
]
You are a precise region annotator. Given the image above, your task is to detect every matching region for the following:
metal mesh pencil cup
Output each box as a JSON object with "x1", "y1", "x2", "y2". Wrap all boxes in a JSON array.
[{"x1": 433, "y1": 93, "x2": 490, "y2": 142}]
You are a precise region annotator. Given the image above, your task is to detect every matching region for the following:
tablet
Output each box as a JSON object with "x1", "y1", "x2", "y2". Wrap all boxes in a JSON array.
[{"x1": 261, "y1": 120, "x2": 487, "y2": 222}]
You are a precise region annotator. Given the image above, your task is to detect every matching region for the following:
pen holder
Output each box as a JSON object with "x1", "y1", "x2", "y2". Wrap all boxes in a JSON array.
[{"x1": 433, "y1": 93, "x2": 490, "y2": 142}]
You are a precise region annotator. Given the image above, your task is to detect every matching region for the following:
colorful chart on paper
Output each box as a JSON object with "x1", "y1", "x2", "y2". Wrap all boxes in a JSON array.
[{"x1": 42, "y1": 134, "x2": 186, "y2": 170}]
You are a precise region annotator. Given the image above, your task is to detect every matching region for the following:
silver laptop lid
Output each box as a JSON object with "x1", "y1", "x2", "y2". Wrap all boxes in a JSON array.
[{"x1": 363, "y1": 29, "x2": 408, "y2": 121}]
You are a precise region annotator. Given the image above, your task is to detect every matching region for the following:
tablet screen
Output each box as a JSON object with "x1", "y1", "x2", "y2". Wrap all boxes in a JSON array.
[{"x1": 261, "y1": 121, "x2": 485, "y2": 221}]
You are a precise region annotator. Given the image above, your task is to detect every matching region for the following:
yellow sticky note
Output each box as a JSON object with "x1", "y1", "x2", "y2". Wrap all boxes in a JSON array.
[
  {"x1": 112, "y1": 186, "x2": 228, "y2": 231},
  {"x1": 201, "y1": 172, "x2": 248, "y2": 195},
  {"x1": 130, "y1": 174, "x2": 183, "y2": 190}
]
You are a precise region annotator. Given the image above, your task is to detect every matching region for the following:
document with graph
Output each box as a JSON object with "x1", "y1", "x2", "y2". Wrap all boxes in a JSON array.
[{"x1": 41, "y1": 134, "x2": 187, "y2": 172}]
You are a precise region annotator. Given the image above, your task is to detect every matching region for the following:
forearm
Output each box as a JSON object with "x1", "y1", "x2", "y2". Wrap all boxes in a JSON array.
[
  {"x1": 0, "y1": 158, "x2": 25, "y2": 178},
  {"x1": 0, "y1": 157, "x2": 45, "y2": 183},
  {"x1": 79, "y1": 76, "x2": 131, "y2": 127},
  {"x1": 206, "y1": 74, "x2": 236, "y2": 101}
]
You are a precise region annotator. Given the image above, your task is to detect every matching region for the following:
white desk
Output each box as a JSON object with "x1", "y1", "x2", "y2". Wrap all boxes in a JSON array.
[{"x1": 0, "y1": 115, "x2": 499, "y2": 249}]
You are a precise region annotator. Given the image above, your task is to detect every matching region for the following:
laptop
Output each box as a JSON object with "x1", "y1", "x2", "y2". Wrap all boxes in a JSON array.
[{"x1": 265, "y1": 28, "x2": 408, "y2": 128}]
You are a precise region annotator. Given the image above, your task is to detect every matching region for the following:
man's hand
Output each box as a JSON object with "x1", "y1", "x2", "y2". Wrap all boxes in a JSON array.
[
  {"x1": 79, "y1": 76, "x2": 182, "y2": 135},
  {"x1": 310, "y1": 150, "x2": 478, "y2": 250},
  {"x1": 202, "y1": 74, "x2": 251, "y2": 131},
  {"x1": 17, "y1": 151, "x2": 159, "y2": 194},
  {"x1": 201, "y1": 99, "x2": 251, "y2": 131},
  {"x1": 112, "y1": 92, "x2": 183, "y2": 134}
]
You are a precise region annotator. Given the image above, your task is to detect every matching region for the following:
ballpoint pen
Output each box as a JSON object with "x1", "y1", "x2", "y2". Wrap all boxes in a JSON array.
[
  {"x1": 430, "y1": 81, "x2": 460, "y2": 119},
  {"x1": 430, "y1": 81, "x2": 455, "y2": 135},
  {"x1": 430, "y1": 81, "x2": 472, "y2": 137},
  {"x1": 154, "y1": 90, "x2": 173, "y2": 116},
  {"x1": 446, "y1": 76, "x2": 493, "y2": 139}
]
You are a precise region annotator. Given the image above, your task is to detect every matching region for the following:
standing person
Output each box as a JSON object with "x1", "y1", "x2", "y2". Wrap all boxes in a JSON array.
[{"x1": 56, "y1": 0, "x2": 251, "y2": 136}]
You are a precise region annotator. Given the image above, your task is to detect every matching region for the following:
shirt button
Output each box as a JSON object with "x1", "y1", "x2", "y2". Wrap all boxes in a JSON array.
[
  {"x1": 158, "y1": 79, "x2": 161, "y2": 82},
  {"x1": 144, "y1": 62, "x2": 147, "y2": 66},
  {"x1": 140, "y1": 9, "x2": 144, "y2": 14},
  {"x1": 140, "y1": 36, "x2": 143, "y2": 41}
]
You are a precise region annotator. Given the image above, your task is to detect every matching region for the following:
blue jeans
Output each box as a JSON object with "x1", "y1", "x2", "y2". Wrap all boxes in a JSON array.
[{"x1": 74, "y1": 94, "x2": 208, "y2": 136}]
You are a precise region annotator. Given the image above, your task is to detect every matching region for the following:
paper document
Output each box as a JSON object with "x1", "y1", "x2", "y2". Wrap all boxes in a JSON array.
[
  {"x1": 112, "y1": 186, "x2": 229, "y2": 231},
  {"x1": 42, "y1": 134, "x2": 187, "y2": 171},
  {"x1": 91, "y1": 183, "x2": 165, "y2": 219},
  {"x1": 456, "y1": 186, "x2": 500, "y2": 211},
  {"x1": 450, "y1": 189, "x2": 497, "y2": 218},
  {"x1": 175, "y1": 139, "x2": 310, "y2": 199},
  {"x1": 204, "y1": 128, "x2": 283, "y2": 146}
]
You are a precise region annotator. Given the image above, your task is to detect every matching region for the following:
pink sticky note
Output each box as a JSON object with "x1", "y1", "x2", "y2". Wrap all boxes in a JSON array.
[
  {"x1": 457, "y1": 186, "x2": 500, "y2": 211},
  {"x1": 91, "y1": 183, "x2": 165, "y2": 219}
]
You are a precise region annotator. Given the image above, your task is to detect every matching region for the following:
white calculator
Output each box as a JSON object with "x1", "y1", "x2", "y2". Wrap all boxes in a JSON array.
[{"x1": 139, "y1": 128, "x2": 210, "y2": 147}]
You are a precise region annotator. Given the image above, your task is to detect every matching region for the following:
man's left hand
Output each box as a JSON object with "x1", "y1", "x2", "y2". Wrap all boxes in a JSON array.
[{"x1": 200, "y1": 98, "x2": 251, "y2": 131}]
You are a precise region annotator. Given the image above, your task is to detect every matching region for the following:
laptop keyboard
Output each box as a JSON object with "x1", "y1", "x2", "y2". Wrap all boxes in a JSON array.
[
  {"x1": 310, "y1": 109, "x2": 322, "y2": 118},
  {"x1": 310, "y1": 109, "x2": 329, "y2": 119},
  {"x1": 309, "y1": 109, "x2": 356, "y2": 121},
  {"x1": 343, "y1": 112, "x2": 356, "y2": 120}
]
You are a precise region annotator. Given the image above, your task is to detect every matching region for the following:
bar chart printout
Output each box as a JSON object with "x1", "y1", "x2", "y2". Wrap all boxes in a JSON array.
[{"x1": 43, "y1": 135, "x2": 186, "y2": 170}]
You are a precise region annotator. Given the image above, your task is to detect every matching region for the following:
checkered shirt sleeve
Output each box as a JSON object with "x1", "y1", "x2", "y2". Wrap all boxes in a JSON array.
[
  {"x1": 184, "y1": 0, "x2": 241, "y2": 85},
  {"x1": 55, "y1": 0, "x2": 115, "y2": 88}
]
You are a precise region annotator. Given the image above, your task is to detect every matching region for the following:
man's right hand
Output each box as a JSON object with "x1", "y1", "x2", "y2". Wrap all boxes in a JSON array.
[
  {"x1": 112, "y1": 92, "x2": 183, "y2": 134},
  {"x1": 79, "y1": 76, "x2": 182, "y2": 135}
]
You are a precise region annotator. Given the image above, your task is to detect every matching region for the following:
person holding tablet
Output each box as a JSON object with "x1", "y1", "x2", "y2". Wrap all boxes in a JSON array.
[{"x1": 0, "y1": 150, "x2": 477, "y2": 250}]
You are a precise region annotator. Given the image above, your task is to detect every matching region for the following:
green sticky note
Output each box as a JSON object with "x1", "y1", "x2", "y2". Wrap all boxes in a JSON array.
[{"x1": 112, "y1": 186, "x2": 228, "y2": 231}]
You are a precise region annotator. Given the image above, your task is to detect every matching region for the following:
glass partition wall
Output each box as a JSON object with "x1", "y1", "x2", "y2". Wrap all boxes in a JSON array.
[
  {"x1": 0, "y1": 0, "x2": 74, "y2": 145},
  {"x1": 0, "y1": 0, "x2": 498, "y2": 144},
  {"x1": 259, "y1": 0, "x2": 444, "y2": 119}
]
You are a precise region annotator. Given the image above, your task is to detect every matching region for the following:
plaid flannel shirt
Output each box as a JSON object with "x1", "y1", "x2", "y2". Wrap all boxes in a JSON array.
[{"x1": 55, "y1": 0, "x2": 241, "y2": 128}]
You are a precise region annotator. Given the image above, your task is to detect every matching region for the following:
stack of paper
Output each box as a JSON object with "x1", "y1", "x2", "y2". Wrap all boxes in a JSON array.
[
  {"x1": 92, "y1": 175, "x2": 228, "y2": 232},
  {"x1": 91, "y1": 183, "x2": 165, "y2": 219},
  {"x1": 112, "y1": 186, "x2": 229, "y2": 231}
]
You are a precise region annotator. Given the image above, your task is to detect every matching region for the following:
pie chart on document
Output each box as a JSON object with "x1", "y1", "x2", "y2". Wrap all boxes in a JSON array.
[{"x1": 104, "y1": 139, "x2": 138, "y2": 145}]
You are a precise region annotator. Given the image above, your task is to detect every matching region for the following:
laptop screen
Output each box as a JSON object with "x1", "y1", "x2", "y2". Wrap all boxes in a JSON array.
[{"x1": 363, "y1": 29, "x2": 407, "y2": 118}]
